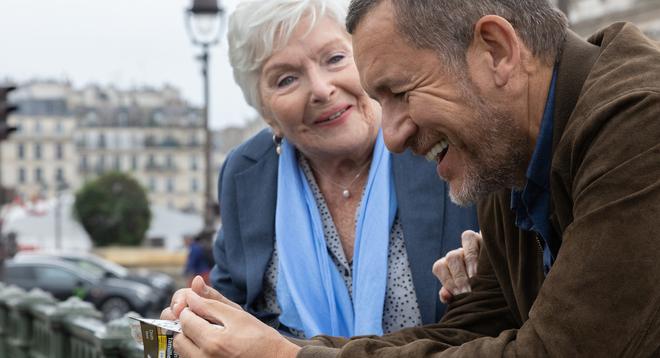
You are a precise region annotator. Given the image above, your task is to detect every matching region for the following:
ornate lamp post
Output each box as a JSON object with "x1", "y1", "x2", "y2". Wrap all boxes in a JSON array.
[
  {"x1": 54, "y1": 178, "x2": 69, "y2": 250},
  {"x1": 185, "y1": 0, "x2": 225, "y2": 231}
]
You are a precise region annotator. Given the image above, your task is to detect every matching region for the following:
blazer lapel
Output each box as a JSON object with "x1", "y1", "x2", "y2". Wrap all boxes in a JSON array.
[
  {"x1": 392, "y1": 151, "x2": 446, "y2": 324},
  {"x1": 235, "y1": 148, "x2": 279, "y2": 306}
]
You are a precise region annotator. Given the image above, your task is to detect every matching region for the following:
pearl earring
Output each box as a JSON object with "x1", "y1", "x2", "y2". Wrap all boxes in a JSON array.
[{"x1": 272, "y1": 134, "x2": 282, "y2": 155}]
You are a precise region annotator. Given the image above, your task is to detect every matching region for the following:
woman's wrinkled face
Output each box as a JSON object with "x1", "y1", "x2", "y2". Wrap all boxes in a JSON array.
[{"x1": 259, "y1": 16, "x2": 380, "y2": 160}]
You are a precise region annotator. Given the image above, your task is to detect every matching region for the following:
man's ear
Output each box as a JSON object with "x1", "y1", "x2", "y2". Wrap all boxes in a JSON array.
[{"x1": 469, "y1": 15, "x2": 521, "y2": 88}]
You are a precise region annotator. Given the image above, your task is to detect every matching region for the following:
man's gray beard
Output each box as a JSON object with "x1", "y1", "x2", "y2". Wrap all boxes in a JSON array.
[
  {"x1": 447, "y1": 92, "x2": 529, "y2": 207},
  {"x1": 448, "y1": 154, "x2": 525, "y2": 206}
]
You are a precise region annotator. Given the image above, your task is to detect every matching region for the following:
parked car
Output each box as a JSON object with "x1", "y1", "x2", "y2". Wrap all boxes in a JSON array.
[
  {"x1": 4, "y1": 258, "x2": 163, "y2": 321},
  {"x1": 13, "y1": 251, "x2": 176, "y2": 307}
]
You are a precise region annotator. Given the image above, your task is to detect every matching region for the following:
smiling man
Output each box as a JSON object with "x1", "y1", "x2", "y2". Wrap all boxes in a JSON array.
[
  {"x1": 295, "y1": 0, "x2": 660, "y2": 356},
  {"x1": 158, "y1": 1, "x2": 660, "y2": 357}
]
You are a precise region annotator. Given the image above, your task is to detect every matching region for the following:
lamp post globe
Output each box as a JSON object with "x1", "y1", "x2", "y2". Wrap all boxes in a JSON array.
[{"x1": 186, "y1": 0, "x2": 225, "y2": 46}]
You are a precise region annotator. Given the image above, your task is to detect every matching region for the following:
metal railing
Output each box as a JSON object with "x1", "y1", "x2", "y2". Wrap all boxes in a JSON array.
[{"x1": 0, "y1": 282, "x2": 143, "y2": 358}]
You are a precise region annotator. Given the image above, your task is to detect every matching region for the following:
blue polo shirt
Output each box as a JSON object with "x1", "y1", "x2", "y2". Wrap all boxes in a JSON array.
[{"x1": 511, "y1": 69, "x2": 559, "y2": 275}]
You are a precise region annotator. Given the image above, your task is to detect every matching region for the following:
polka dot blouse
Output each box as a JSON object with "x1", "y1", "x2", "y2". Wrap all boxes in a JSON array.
[{"x1": 255, "y1": 155, "x2": 423, "y2": 338}]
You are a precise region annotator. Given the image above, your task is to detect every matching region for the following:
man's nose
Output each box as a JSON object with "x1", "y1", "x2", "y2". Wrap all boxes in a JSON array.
[{"x1": 381, "y1": 104, "x2": 416, "y2": 153}]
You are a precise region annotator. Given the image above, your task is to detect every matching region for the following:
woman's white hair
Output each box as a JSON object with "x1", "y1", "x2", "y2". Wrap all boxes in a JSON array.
[{"x1": 228, "y1": 0, "x2": 349, "y2": 114}]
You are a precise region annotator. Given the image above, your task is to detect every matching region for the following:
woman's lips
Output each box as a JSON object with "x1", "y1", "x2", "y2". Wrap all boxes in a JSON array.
[{"x1": 314, "y1": 105, "x2": 352, "y2": 126}]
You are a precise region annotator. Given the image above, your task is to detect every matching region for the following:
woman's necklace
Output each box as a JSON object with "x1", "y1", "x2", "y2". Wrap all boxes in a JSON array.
[{"x1": 311, "y1": 159, "x2": 371, "y2": 199}]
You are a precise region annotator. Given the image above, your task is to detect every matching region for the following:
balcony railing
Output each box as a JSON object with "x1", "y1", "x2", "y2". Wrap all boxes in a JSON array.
[{"x1": 0, "y1": 283, "x2": 143, "y2": 358}]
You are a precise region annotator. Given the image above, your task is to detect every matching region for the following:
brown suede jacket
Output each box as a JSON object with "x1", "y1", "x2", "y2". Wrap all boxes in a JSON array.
[{"x1": 296, "y1": 23, "x2": 660, "y2": 358}]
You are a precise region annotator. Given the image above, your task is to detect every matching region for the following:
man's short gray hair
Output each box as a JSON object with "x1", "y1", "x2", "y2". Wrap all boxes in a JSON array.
[
  {"x1": 228, "y1": 0, "x2": 350, "y2": 114},
  {"x1": 346, "y1": 0, "x2": 567, "y2": 75}
]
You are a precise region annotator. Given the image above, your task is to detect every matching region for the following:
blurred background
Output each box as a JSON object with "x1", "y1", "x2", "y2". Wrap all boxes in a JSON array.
[{"x1": 0, "y1": 0, "x2": 658, "y2": 320}]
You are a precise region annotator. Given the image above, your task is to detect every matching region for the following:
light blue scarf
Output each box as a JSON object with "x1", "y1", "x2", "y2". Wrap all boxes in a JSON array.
[{"x1": 275, "y1": 131, "x2": 397, "y2": 338}]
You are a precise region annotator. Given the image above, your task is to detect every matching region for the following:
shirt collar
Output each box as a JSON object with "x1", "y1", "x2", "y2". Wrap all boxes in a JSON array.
[
  {"x1": 510, "y1": 68, "x2": 558, "y2": 211},
  {"x1": 526, "y1": 69, "x2": 558, "y2": 189}
]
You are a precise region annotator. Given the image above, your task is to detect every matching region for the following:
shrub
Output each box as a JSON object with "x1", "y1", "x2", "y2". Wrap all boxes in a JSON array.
[{"x1": 74, "y1": 172, "x2": 151, "y2": 247}]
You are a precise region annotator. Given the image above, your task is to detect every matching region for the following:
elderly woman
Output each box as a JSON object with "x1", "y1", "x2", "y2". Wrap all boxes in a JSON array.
[{"x1": 165, "y1": 0, "x2": 478, "y2": 345}]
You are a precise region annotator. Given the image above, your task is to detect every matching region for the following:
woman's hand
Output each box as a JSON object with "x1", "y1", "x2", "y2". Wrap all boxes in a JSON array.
[
  {"x1": 161, "y1": 275, "x2": 243, "y2": 321},
  {"x1": 161, "y1": 276, "x2": 300, "y2": 358},
  {"x1": 432, "y1": 230, "x2": 482, "y2": 304},
  {"x1": 174, "y1": 290, "x2": 301, "y2": 358}
]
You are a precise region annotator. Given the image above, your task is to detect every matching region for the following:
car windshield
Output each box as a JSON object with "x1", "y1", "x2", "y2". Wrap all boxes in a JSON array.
[
  {"x1": 87, "y1": 256, "x2": 130, "y2": 277},
  {"x1": 71, "y1": 260, "x2": 108, "y2": 280}
]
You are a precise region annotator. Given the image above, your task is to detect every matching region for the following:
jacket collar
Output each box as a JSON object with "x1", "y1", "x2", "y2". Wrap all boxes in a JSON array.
[
  {"x1": 552, "y1": 30, "x2": 601, "y2": 150},
  {"x1": 548, "y1": 29, "x2": 601, "y2": 239},
  {"x1": 241, "y1": 129, "x2": 276, "y2": 162}
]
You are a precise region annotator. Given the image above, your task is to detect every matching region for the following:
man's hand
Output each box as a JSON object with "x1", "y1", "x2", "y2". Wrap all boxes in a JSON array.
[{"x1": 432, "y1": 230, "x2": 482, "y2": 304}]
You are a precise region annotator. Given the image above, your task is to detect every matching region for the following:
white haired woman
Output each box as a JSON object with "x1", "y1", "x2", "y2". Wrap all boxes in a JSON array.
[{"x1": 162, "y1": 0, "x2": 478, "y2": 354}]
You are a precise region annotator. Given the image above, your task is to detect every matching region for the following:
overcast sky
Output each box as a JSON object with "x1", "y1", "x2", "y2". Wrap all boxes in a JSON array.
[{"x1": 0, "y1": 0, "x2": 256, "y2": 129}]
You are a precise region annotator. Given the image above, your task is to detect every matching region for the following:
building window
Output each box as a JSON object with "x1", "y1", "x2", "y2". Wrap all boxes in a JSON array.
[
  {"x1": 35, "y1": 167, "x2": 43, "y2": 183},
  {"x1": 131, "y1": 134, "x2": 140, "y2": 149},
  {"x1": 34, "y1": 121, "x2": 42, "y2": 133},
  {"x1": 166, "y1": 154, "x2": 173, "y2": 168},
  {"x1": 17, "y1": 143, "x2": 24, "y2": 160},
  {"x1": 191, "y1": 178, "x2": 199, "y2": 192},
  {"x1": 113, "y1": 133, "x2": 120, "y2": 149},
  {"x1": 147, "y1": 154, "x2": 156, "y2": 168},
  {"x1": 189, "y1": 134, "x2": 199, "y2": 146},
  {"x1": 55, "y1": 122, "x2": 63, "y2": 134},
  {"x1": 55, "y1": 143, "x2": 64, "y2": 160},
  {"x1": 118, "y1": 112, "x2": 128, "y2": 126},
  {"x1": 131, "y1": 155, "x2": 138, "y2": 170},
  {"x1": 81, "y1": 155, "x2": 88, "y2": 170},
  {"x1": 98, "y1": 133, "x2": 106, "y2": 149},
  {"x1": 98, "y1": 155, "x2": 106, "y2": 172},
  {"x1": 56, "y1": 168, "x2": 64, "y2": 182},
  {"x1": 148, "y1": 177, "x2": 157, "y2": 192},
  {"x1": 18, "y1": 168, "x2": 26, "y2": 183},
  {"x1": 166, "y1": 177, "x2": 174, "y2": 193},
  {"x1": 86, "y1": 111, "x2": 98, "y2": 125},
  {"x1": 190, "y1": 155, "x2": 198, "y2": 171},
  {"x1": 114, "y1": 156, "x2": 121, "y2": 171},
  {"x1": 34, "y1": 143, "x2": 42, "y2": 160}
]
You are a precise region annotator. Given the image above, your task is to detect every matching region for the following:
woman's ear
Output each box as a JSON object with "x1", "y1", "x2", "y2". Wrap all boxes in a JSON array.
[{"x1": 262, "y1": 115, "x2": 283, "y2": 138}]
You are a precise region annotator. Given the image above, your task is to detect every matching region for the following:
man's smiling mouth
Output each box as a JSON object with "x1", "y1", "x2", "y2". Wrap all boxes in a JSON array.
[{"x1": 424, "y1": 139, "x2": 449, "y2": 163}]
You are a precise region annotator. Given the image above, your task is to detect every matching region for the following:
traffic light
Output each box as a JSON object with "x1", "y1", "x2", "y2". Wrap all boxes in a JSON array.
[{"x1": 0, "y1": 85, "x2": 18, "y2": 140}]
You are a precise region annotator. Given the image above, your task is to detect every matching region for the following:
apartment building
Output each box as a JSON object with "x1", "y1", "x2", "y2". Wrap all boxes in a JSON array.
[
  {"x1": 0, "y1": 81, "x2": 227, "y2": 213},
  {"x1": 0, "y1": 81, "x2": 78, "y2": 199}
]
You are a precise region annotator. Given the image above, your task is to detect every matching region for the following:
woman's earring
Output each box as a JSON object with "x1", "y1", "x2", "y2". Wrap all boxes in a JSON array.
[{"x1": 272, "y1": 134, "x2": 282, "y2": 155}]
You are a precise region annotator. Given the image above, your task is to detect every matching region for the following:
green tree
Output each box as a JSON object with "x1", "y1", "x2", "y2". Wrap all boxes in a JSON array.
[{"x1": 74, "y1": 172, "x2": 151, "y2": 247}]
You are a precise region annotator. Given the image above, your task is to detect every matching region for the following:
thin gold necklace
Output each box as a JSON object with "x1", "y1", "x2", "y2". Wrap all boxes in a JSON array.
[{"x1": 310, "y1": 159, "x2": 371, "y2": 199}]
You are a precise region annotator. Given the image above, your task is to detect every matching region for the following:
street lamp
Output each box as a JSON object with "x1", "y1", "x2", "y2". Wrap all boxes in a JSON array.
[
  {"x1": 54, "y1": 178, "x2": 69, "y2": 250},
  {"x1": 185, "y1": 0, "x2": 225, "y2": 231}
]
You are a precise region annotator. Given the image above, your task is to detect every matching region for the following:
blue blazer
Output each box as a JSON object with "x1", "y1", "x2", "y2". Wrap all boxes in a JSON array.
[{"x1": 210, "y1": 129, "x2": 478, "y2": 329}]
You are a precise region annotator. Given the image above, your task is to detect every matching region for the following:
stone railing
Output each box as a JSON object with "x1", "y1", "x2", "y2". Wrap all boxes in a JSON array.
[{"x1": 0, "y1": 282, "x2": 143, "y2": 358}]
